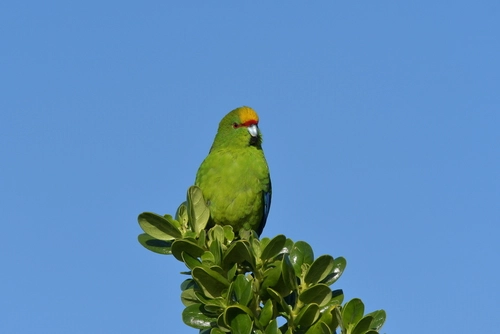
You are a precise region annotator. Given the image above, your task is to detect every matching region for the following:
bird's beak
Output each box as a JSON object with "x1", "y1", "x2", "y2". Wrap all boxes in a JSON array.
[{"x1": 247, "y1": 124, "x2": 258, "y2": 137}]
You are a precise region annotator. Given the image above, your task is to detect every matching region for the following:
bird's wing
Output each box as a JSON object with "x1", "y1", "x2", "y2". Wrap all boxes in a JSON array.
[{"x1": 256, "y1": 176, "x2": 272, "y2": 236}]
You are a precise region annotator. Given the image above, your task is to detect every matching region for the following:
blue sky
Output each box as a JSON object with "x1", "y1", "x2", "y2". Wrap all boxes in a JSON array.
[{"x1": 1, "y1": 2, "x2": 499, "y2": 333}]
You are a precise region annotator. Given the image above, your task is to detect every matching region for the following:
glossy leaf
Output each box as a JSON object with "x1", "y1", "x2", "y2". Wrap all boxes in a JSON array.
[
  {"x1": 217, "y1": 313, "x2": 231, "y2": 332},
  {"x1": 182, "y1": 303, "x2": 216, "y2": 329},
  {"x1": 209, "y1": 238, "x2": 222, "y2": 265},
  {"x1": 182, "y1": 251, "x2": 202, "y2": 270},
  {"x1": 223, "y1": 225, "x2": 235, "y2": 242},
  {"x1": 321, "y1": 257, "x2": 346, "y2": 286},
  {"x1": 259, "y1": 299, "x2": 274, "y2": 328},
  {"x1": 261, "y1": 234, "x2": 286, "y2": 261},
  {"x1": 209, "y1": 329, "x2": 226, "y2": 334},
  {"x1": 341, "y1": 298, "x2": 364, "y2": 331},
  {"x1": 264, "y1": 319, "x2": 280, "y2": 334},
  {"x1": 259, "y1": 237, "x2": 271, "y2": 253},
  {"x1": 226, "y1": 263, "x2": 237, "y2": 281},
  {"x1": 249, "y1": 239, "x2": 261, "y2": 262},
  {"x1": 224, "y1": 305, "x2": 254, "y2": 334},
  {"x1": 352, "y1": 315, "x2": 373, "y2": 334},
  {"x1": 261, "y1": 265, "x2": 282, "y2": 294},
  {"x1": 233, "y1": 274, "x2": 253, "y2": 306},
  {"x1": 223, "y1": 240, "x2": 255, "y2": 270},
  {"x1": 192, "y1": 267, "x2": 230, "y2": 299},
  {"x1": 331, "y1": 289, "x2": 344, "y2": 306},
  {"x1": 290, "y1": 241, "x2": 314, "y2": 277},
  {"x1": 318, "y1": 305, "x2": 339, "y2": 332},
  {"x1": 201, "y1": 251, "x2": 216, "y2": 266},
  {"x1": 180, "y1": 278, "x2": 197, "y2": 291},
  {"x1": 294, "y1": 303, "x2": 320, "y2": 328},
  {"x1": 181, "y1": 288, "x2": 198, "y2": 306},
  {"x1": 304, "y1": 255, "x2": 335, "y2": 285},
  {"x1": 193, "y1": 292, "x2": 226, "y2": 311},
  {"x1": 138, "y1": 212, "x2": 182, "y2": 240},
  {"x1": 283, "y1": 238, "x2": 294, "y2": 254},
  {"x1": 171, "y1": 239, "x2": 205, "y2": 262},
  {"x1": 319, "y1": 289, "x2": 344, "y2": 313},
  {"x1": 266, "y1": 288, "x2": 288, "y2": 313},
  {"x1": 281, "y1": 254, "x2": 298, "y2": 292},
  {"x1": 197, "y1": 229, "x2": 207, "y2": 247},
  {"x1": 365, "y1": 309, "x2": 386, "y2": 331},
  {"x1": 175, "y1": 202, "x2": 188, "y2": 227},
  {"x1": 209, "y1": 225, "x2": 226, "y2": 245},
  {"x1": 187, "y1": 186, "x2": 210, "y2": 234},
  {"x1": 305, "y1": 320, "x2": 331, "y2": 334},
  {"x1": 137, "y1": 233, "x2": 172, "y2": 255},
  {"x1": 299, "y1": 284, "x2": 332, "y2": 307}
]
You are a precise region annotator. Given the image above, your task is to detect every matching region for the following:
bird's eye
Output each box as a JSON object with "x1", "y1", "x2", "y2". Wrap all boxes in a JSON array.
[{"x1": 232, "y1": 123, "x2": 239, "y2": 129}]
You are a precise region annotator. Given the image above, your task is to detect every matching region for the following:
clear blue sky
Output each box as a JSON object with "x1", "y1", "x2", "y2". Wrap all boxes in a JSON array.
[{"x1": 1, "y1": 2, "x2": 499, "y2": 333}]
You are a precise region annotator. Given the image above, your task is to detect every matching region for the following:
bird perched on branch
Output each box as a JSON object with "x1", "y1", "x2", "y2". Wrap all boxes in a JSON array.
[{"x1": 195, "y1": 106, "x2": 271, "y2": 236}]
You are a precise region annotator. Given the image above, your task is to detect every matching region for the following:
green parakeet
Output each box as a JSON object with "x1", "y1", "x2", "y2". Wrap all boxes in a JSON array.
[{"x1": 195, "y1": 106, "x2": 271, "y2": 236}]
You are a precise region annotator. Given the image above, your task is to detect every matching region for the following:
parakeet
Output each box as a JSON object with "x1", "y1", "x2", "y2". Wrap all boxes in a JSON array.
[{"x1": 195, "y1": 106, "x2": 271, "y2": 236}]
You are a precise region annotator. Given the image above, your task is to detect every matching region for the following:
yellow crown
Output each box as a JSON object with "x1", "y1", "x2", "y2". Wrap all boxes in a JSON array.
[{"x1": 238, "y1": 106, "x2": 259, "y2": 124}]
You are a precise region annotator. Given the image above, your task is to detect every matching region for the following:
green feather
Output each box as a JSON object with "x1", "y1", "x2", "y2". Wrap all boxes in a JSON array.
[{"x1": 195, "y1": 107, "x2": 271, "y2": 236}]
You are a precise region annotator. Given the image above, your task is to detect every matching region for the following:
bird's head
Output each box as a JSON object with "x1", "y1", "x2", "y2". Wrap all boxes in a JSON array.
[{"x1": 212, "y1": 106, "x2": 263, "y2": 149}]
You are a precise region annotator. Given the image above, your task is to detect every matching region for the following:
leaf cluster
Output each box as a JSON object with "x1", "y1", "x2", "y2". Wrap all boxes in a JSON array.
[{"x1": 138, "y1": 186, "x2": 386, "y2": 334}]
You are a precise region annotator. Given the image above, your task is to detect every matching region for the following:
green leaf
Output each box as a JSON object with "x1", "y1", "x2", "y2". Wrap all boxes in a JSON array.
[
  {"x1": 252, "y1": 237, "x2": 262, "y2": 260},
  {"x1": 209, "y1": 329, "x2": 226, "y2": 334},
  {"x1": 182, "y1": 251, "x2": 202, "y2": 270},
  {"x1": 182, "y1": 303, "x2": 216, "y2": 329},
  {"x1": 365, "y1": 309, "x2": 386, "y2": 331},
  {"x1": 283, "y1": 238, "x2": 295, "y2": 254},
  {"x1": 299, "y1": 284, "x2": 332, "y2": 307},
  {"x1": 180, "y1": 278, "x2": 197, "y2": 291},
  {"x1": 224, "y1": 305, "x2": 254, "y2": 334},
  {"x1": 259, "y1": 237, "x2": 271, "y2": 252},
  {"x1": 233, "y1": 274, "x2": 254, "y2": 306},
  {"x1": 138, "y1": 212, "x2": 182, "y2": 240},
  {"x1": 171, "y1": 239, "x2": 205, "y2": 262},
  {"x1": 227, "y1": 263, "x2": 237, "y2": 281},
  {"x1": 305, "y1": 320, "x2": 331, "y2": 334},
  {"x1": 341, "y1": 298, "x2": 365, "y2": 331},
  {"x1": 264, "y1": 319, "x2": 280, "y2": 334},
  {"x1": 259, "y1": 299, "x2": 274, "y2": 328},
  {"x1": 319, "y1": 289, "x2": 344, "y2": 313},
  {"x1": 137, "y1": 233, "x2": 172, "y2": 255},
  {"x1": 223, "y1": 225, "x2": 235, "y2": 242},
  {"x1": 209, "y1": 225, "x2": 226, "y2": 245},
  {"x1": 181, "y1": 288, "x2": 198, "y2": 306},
  {"x1": 193, "y1": 292, "x2": 226, "y2": 310},
  {"x1": 352, "y1": 315, "x2": 373, "y2": 334},
  {"x1": 209, "y1": 238, "x2": 222, "y2": 265},
  {"x1": 318, "y1": 305, "x2": 339, "y2": 332},
  {"x1": 261, "y1": 234, "x2": 286, "y2": 261},
  {"x1": 197, "y1": 229, "x2": 207, "y2": 247},
  {"x1": 266, "y1": 288, "x2": 289, "y2": 314},
  {"x1": 223, "y1": 240, "x2": 255, "y2": 271},
  {"x1": 321, "y1": 257, "x2": 346, "y2": 286},
  {"x1": 290, "y1": 241, "x2": 314, "y2": 277},
  {"x1": 175, "y1": 202, "x2": 189, "y2": 228},
  {"x1": 187, "y1": 186, "x2": 210, "y2": 234},
  {"x1": 230, "y1": 312, "x2": 253, "y2": 334},
  {"x1": 261, "y1": 265, "x2": 282, "y2": 294},
  {"x1": 330, "y1": 289, "x2": 344, "y2": 307},
  {"x1": 281, "y1": 254, "x2": 298, "y2": 292},
  {"x1": 304, "y1": 255, "x2": 335, "y2": 285},
  {"x1": 294, "y1": 303, "x2": 320, "y2": 328},
  {"x1": 192, "y1": 267, "x2": 230, "y2": 299},
  {"x1": 201, "y1": 251, "x2": 216, "y2": 266}
]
